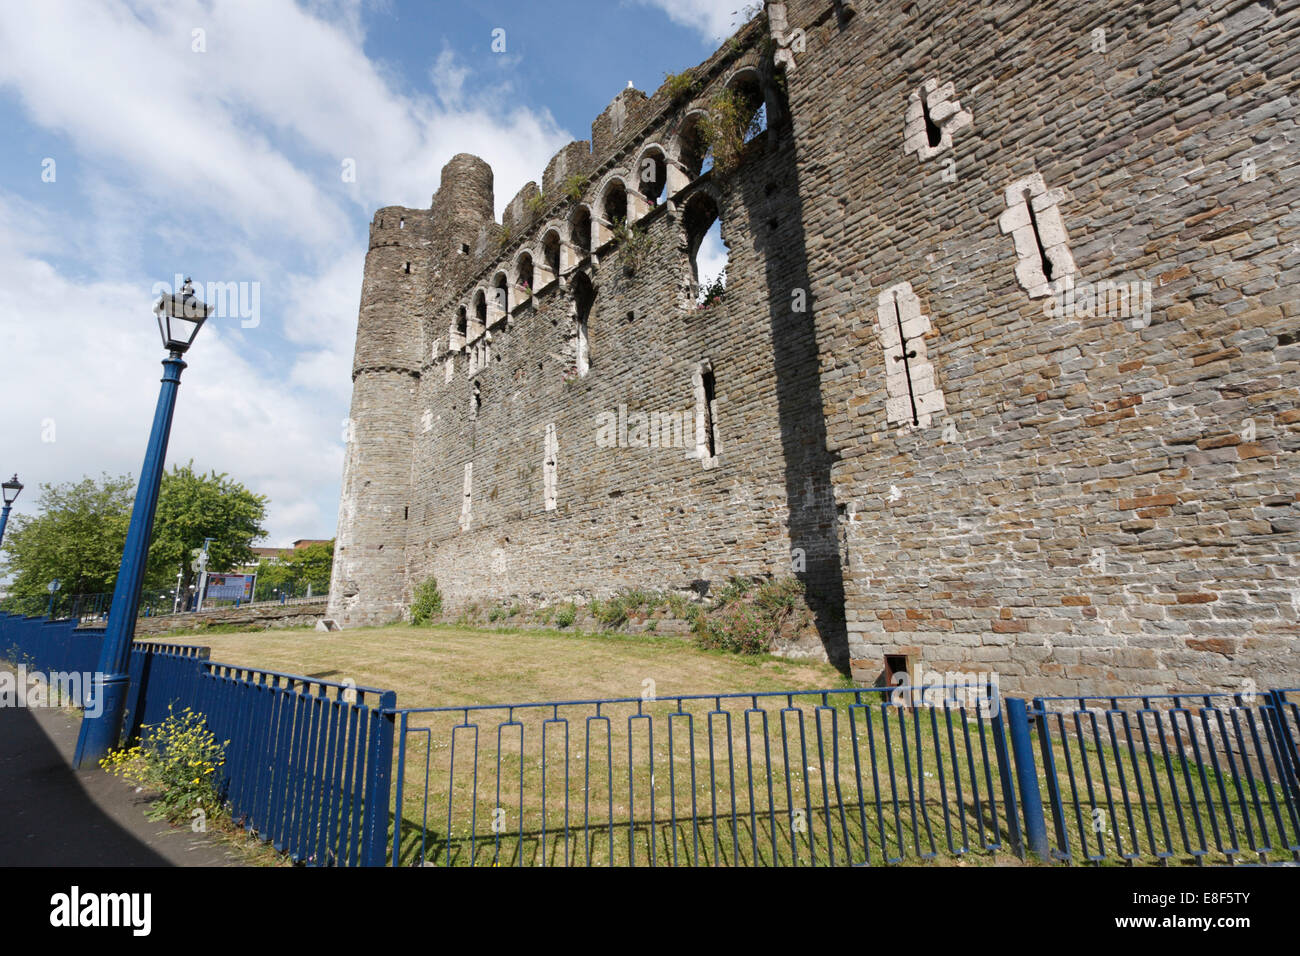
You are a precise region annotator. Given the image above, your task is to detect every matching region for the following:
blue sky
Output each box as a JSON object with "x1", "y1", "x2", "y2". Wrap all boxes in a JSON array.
[{"x1": 0, "y1": 0, "x2": 745, "y2": 547}]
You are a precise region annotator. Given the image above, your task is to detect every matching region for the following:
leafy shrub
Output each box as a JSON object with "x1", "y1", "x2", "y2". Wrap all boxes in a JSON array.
[
  {"x1": 664, "y1": 592, "x2": 692, "y2": 619},
  {"x1": 715, "y1": 575, "x2": 755, "y2": 605},
  {"x1": 592, "y1": 597, "x2": 626, "y2": 628},
  {"x1": 101, "y1": 705, "x2": 227, "y2": 824},
  {"x1": 488, "y1": 606, "x2": 505, "y2": 622},
  {"x1": 698, "y1": 89, "x2": 764, "y2": 177},
  {"x1": 410, "y1": 576, "x2": 443, "y2": 625},
  {"x1": 553, "y1": 602, "x2": 576, "y2": 629},
  {"x1": 695, "y1": 602, "x2": 771, "y2": 654},
  {"x1": 689, "y1": 576, "x2": 807, "y2": 656},
  {"x1": 754, "y1": 577, "x2": 804, "y2": 617},
  {"x1": 697, "y1": 271, "x2": 726, "y2": 308}
]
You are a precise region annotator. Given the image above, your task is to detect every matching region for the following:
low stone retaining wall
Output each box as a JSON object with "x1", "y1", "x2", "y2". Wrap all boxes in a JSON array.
[{"x1": 77, "y1": 600, "x2": 328, "y2": 637}]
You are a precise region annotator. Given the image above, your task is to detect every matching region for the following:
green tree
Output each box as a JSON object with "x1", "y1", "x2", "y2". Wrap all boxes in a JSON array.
[
  {"x1": 0, "y1": 465, "x2": 268, "y2": 604},
  {"x1": 251, "y1": 541, "x2": 333, "y2": 601},
  {"x1": 0, "y1": 474, "x2": 134, "y2": 600},
  {"x1": 252, "y1": 558, "x2": 293, "y2": 601},
  {"x1": 148, "y1": 462, "x2": 267, "y2": 595},
  {"x1": 281, "y1": 540, "x2": 333, "y2": 594}
]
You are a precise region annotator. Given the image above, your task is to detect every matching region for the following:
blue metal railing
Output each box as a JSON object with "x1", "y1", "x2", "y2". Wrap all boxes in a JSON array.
[
  {"x1": 0, "y1": 611, "x2": 397, "y2": 867},
  {"x1": 4, "y1": 609, "x2": 1299, "y2": 867},
  {"x1": 195, "y1": 662, "x2": 396, "y2": 866},
  {"x1": 388, "y1": 683, "x2": 1020, "y2": 867},
  {"x1": 1027, "y1": 693, "x2": 1300, "y2": 865}
]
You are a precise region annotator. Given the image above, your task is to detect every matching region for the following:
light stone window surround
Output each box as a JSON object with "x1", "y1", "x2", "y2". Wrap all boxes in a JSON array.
[
  {"x1": 875, "y1": 281, "x2": 946, "y2": 429},
  {"x1": 903, "y1": 78, "x2": 973, "y2": 162},
  {"x1": 693, "y1": 360, "x2": 720, "y2": 469},
  {"x1": 543, "y1": 423, "x2": 558, "y2": 511},
  {"x1": 997, "y1": 172, "x2": 1077, "y2": 298},
  {"x1": 459, "y1": 462, "x2": 473, "y2": 532}
]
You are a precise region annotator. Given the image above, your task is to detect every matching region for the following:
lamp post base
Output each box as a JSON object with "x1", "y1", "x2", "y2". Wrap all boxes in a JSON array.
[{"x1": 72, "y1": 673, "x2": 130, "y2": 769}]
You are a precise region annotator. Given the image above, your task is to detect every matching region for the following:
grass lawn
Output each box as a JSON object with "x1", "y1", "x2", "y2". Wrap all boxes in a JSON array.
[
  {"x1": 190, "y1": 622, "x2": 853, "y2": 708},
  {"x1": 178, "y1": 622, "x2": 1023, "y2": 867},
  {"x1": 149, "y1": 623, "x2": 1298, "y2": 868}
]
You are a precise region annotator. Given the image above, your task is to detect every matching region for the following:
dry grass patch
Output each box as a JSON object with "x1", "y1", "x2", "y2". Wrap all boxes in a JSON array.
[{"x1": 193, "y1": 623, "x2": 849, "y2": 708}]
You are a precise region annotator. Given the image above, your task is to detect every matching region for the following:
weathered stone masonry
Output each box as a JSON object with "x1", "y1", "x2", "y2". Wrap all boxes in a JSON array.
[{"x1": 329, "y1": 0, "x2": 1300, "y2": 696}]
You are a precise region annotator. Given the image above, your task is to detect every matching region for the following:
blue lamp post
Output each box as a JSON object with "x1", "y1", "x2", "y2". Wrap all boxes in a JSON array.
[
  {"x1": 74, "y1": 278, "x2": 213, "y2": 768},
  {"x1": 0, "y1": 474, "x2": 22, "y2": 547}
]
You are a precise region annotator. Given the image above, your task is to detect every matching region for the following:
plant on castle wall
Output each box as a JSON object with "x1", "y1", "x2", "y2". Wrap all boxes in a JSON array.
[
  {"x1": 698, "y1": 89, "x2": 765, "y2": 178},
  {"x1": 663, "y1": 69, "x2": 700, "y2": 103},
  {"x1": 497, "y1": 225, "x2": 513, "y2": 249},
  {"x1": 409, "y1": 575, "x2": 443, "y2": 625},
  {"x1": 697, "y1": 271, "x2": 726, "y2": 309},
  {"x1": 552, "y1": 602, "x2": 576, "y2": 629},
  {"x1": 690, "y1": 575, "x2": 810, "y2": 655},
  {"x1": 610, "y1": 217, "x2": 657, "y2": 275},
  {"x1": 562, "y1": 173, "x2": 586, "y2": 202},
  {"x1": 526, "y1": 192, "x2": 547, "y2": 217}
]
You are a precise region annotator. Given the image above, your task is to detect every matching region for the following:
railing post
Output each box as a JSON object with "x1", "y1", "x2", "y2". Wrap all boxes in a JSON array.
[
  {"x1": 361, "y1": 690, "x2": 398, "y2": 867},
  {"x1": 1004, "y1": 697, "x2": 1049, "y2": 861},
  {"x1": 1267, "y1": 690, "x2": 1300, "y2": 822},
  {"x1": 989, "y1": 689, "x2": 1024, "y2": 859},
  {"x1": 392, "y1": 710, "x2": 408, "y2": 867}
]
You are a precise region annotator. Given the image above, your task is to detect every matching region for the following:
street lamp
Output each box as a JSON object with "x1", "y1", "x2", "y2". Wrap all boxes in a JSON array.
[
  {"x1": 74, "y1": 278, "x2": 213, "y2": 768},
  {"x1": 0, "y1": 474, "x2": 22, "y2": 548}
]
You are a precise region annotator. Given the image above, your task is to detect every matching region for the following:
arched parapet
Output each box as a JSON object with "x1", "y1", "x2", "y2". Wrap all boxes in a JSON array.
[
  {"x1": 566, "y1": 204, "x2": 594, "y2": 267},
  {"x1": 593, "y1": 174, "x2": 630, "y2": 248},
  {"x1": 449, "y1": 305, "x2": 468, "y2": 352},
  {"x1": 537, "y1": 227, "x2": 563, "y2": 290},
  {"x1": 489, "y1": 271, "x2": 510, "y2": 326},
  {"x1": 630, "y1": 143, "x2": 670, "y2": 216},
  {"x1": 513, "y1": 250, "x2": 535, "y2": 308},
  {"x1": 668, "y1": 109, "x2": 711, "y2": 193},
  {"x1": 469, "y1": 288, "x2": 488, "y2": 342}
]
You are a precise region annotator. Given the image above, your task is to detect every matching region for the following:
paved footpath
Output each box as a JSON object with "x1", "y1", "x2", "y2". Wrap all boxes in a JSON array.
[{"x1": 0, "y1": 672, "x2": 241, "y2": 866}]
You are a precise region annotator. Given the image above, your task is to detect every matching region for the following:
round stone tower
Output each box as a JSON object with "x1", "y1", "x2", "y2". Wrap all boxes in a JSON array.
[{"x1": 326, "y1": 204, "x2": 429, "y2": 627}]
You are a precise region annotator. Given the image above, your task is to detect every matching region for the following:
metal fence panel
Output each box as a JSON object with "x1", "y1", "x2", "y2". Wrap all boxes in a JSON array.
[
  {"x1": 388, "y1": 683, "x2": 1019, "y2": 867},
  {"x1": 1027, "y1": 693, "x2": 1300, "y2": 865}
]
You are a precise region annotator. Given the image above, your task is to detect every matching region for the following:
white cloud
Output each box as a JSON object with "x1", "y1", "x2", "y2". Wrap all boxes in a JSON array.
[
  {"x1": 0, "y1": 0, "x2": 577, "y2": 553},
  {"x1": 0, "y1": 1, "x2": 571, "y2": 240},
  {"x1": 634, "y1": 0, "x2": 756, "y2": 44},
  {"x1": 0, "y1": 206, "x2": 345, "y2": 551}
]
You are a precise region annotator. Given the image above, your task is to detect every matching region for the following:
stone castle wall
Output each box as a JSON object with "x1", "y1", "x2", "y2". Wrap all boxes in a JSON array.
[{"x1": 328, "y1": 0, "x2": 1300, "y2": 695}]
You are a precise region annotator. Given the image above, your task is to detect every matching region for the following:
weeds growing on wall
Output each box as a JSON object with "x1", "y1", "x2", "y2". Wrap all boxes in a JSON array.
[
  {"x1": 692, "y1": 576, "x2": 809, "y2": 655},
  {"x1": 611, "y1": 217, "x2": 657, "y2": 275},
  {"x1": 552, "y1": 602, "x2": 577, "y2": 629},
  {"x1": 563, "y1": 173, "x2": 586, "y2": 202},
  {"x1": 699, "y1": 89, "x2": 765, "y2": 177},
  {"x1": 663, "y1": 69, "x2": 699, "y2": 103},
  {"x1": 101, "y1": 705, "x2": 227, "y2": 825},
  {"x1": 526, "y1": 192, "x2": 547, "y2": 217},
  {"x1": 591, "y1": 588, "x2": 659, "y2": 628},
  {"x1": 410, "y1": 576, "x2": 443, "y2": 625}
]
